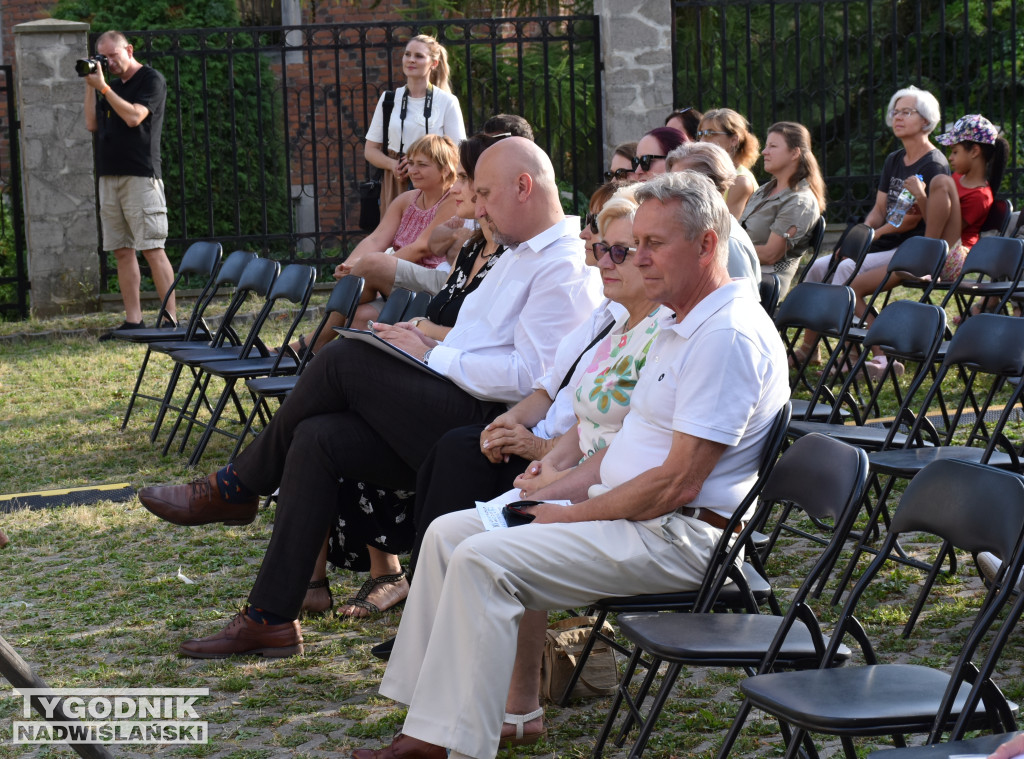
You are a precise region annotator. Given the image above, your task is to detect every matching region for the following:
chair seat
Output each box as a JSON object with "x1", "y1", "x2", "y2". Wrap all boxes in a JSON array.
[
  {"x1": 740, "y1": 663, "x2": 1011, "y2": 735},
  {"x1": 594, "y1": 563, "x2": 771, "y2": 615},
  {"x1": 171, "y1": 346, "x2": 264, "y2": 365},
  {"x1": 865, "y1": 730, "x2": 1024, "y2": 758},
  {"x1": 618, "y1": 612, "x2": 851, "y2": 668},
  {"x1": 112, "y1": 325, "x2": 210, "y2": 343},
  {"x1": 869, "y1": 445, "x2": 1017, "y2": 475},
  {"x1": 790, "y1": 399, "x2": 848, "y2": 421},
  {"x1": 245, "y1": 375, "x2": 299, "y2": 397},
  {"x1": 198, "y1": 356, "x2": 298, "y2": 378},
  {"x1": 788, "y1": 420, "x2": 927, "y2": 450}
]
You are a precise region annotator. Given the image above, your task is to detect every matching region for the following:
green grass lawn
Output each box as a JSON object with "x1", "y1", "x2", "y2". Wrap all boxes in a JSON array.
[{"x1": 0, "y1": 310, "x2": 1022, "y2": 758}]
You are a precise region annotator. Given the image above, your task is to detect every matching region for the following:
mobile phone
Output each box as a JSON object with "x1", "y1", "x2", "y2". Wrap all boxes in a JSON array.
[{"x1": 502, "y1": 500, "x2": 542, "y2": 527}]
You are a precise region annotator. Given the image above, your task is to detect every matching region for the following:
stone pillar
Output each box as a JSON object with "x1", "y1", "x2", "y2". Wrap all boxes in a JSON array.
[
  {"x1": 14, "y1": 18, "x2": 99, "y2": 317},
  {"x1": 594, "y1": 0, "x2": 674, "y2": 165}
]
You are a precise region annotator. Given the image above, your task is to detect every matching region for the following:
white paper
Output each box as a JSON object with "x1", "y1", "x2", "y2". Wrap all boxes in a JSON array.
[{"x1": 475, "y1": 489, "x2": 571, "y2": 530}]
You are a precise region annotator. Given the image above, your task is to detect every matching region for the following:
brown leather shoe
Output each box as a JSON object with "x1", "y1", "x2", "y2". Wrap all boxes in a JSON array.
[
  {"x1": 351, "y1": 733, "x2": 447, "y2": 759},
  {"x1": 138, "y1": 474, "x2": 258, "y2": 526},
  {"x1": 179, "y1": 609, "x2": 303, "y2": 659}
]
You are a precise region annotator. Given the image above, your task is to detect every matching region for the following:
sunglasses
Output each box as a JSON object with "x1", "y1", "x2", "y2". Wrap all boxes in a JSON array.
[
  {"x1": 593, "y1": 241, "x2": 636, "y2": 265},
  {"x1": 631, "y1": 154, "x2": 667, "y2": 172},
  {"x1": 584, "y1": 212, "x2": 599, "y2": 234},
  {"x1": 603, "y1": 167, "x2": 632, "y2": 182},
  {"x1": 696, "y1": 129, "x2": 730, "y2": 139}
]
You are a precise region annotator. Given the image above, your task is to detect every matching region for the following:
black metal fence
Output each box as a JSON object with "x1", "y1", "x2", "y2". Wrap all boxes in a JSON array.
[
  {"x1": 94, "y1": 16, "x2": 601, "y2": 289},
  {"x1": 672, "y1": 0, "x2": 1023, "y2": 223},
  {"x1": 0, "y1": 64, "x2": 28, "y2": 320}
]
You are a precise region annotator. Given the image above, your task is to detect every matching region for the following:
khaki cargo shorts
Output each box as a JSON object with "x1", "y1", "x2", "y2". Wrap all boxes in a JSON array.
[{"x1": 99, "y1": 175, "x2": 168, "y2": 252}]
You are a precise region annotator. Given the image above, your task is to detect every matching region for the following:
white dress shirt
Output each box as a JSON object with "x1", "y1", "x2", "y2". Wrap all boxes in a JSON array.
[{"x1": 426, "y1": 216, "x2": 603, "y2": 404}]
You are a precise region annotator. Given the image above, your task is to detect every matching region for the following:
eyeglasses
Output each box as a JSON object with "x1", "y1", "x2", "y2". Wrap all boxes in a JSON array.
[
  {"x1": 593, "y1": 241, "x2": 636, "y2": 265},
  {"x1": 603, "y1": 167, "x2": 631, "y2": 182},
  {"x1": 631, "y1": 154, "x2": 667, "y2": 172},
  {"x1": 890, "y1": 108, "x2": 919, "y2": 119},
  {"x1": 584, "y1": 212, "x2": 599, "y2": 234},
  {"x1": 696, "y1": 129, "x2": 729, "y2": 139}
]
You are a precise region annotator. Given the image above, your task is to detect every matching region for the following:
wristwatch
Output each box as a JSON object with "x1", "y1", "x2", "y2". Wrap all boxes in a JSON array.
[
  {"x1": 423, "y1": 348, "x2": 433, "y2": 363},
  {"x1": 409, "y1": 317, "x2": 428, "y2": 328}
]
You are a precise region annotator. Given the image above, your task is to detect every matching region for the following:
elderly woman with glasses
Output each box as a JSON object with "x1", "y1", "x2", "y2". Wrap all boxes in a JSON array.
[
  {"x1": 631, "y1": 126, "x2": 687, "y2": 180},
  {"x1": 697, "y1": 108, "x2": 760, "y2": 217}
]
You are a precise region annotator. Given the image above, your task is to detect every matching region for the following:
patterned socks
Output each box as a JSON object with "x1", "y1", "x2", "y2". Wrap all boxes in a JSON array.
[{"x1": 214, "y1": 463, "x2": 256, "y2": 503}]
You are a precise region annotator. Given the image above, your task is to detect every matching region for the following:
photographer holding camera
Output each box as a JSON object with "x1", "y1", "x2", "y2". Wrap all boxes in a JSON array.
[{"x1": 83, "y1": 30, "x2": 175, "y2": 338}]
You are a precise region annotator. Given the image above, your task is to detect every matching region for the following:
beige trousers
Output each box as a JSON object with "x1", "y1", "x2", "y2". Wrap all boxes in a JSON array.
[{"x1": 378, "y1": 508, "x2": 721, "y2": 759}]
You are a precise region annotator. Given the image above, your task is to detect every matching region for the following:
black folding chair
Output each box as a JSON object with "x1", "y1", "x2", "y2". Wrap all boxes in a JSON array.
[
  {"x1": 376, "y1": 287, "x2": 415, "y2": 325},
  {"x1": 980, "y1": 198, "x2": 1014, "y2": 237},
  {"x1": 593, "y1": 434, "x2": 870, "y2": 759},
  {"x1": 147, "y1": 256, "x2": 278, "y2": 443},
  {"x1": 121, "y1": 249, "x2": 253, "y2": 431},
  {"x1": 231, "y1": 276, "x2": 366, "y2": 459},
  {"x1": 774, "y1": 282, "x2": 857, "y2": 422},
  {"x1": 798, "y1": 222, "x2": 874, "y2": 287},
  {"x1": 555, "y1": 403, "x2": 793, "y2": 707},
  {"x1": 865, "y1": 731, "x2": 1024, "y2": 759},
  {"x1": 169, "y1": 264, "x2": 318, "y2": 466},
  {"x1": 110, "y1": 240, "x2": 222, "y2": 339},
  {"x1": 734, "y1": 458, "x2": 1024, "y2": 759},
  {"x1": 759, "y1": 273, "x2": 781, "y2": 315},
  {"x1": 794, "y1": 215, "x2": 827, "y2": 286}
]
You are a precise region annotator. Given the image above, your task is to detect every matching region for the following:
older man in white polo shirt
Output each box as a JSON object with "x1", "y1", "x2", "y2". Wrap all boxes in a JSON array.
[{"x1": 353, "y1": 170, "x2": 790, "y2": 759}]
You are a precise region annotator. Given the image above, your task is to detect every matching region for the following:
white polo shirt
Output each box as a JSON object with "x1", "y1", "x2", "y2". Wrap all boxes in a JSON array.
[
  {"x1": 595, "y1": 280, "x2": 789, "y2": 516},
  {"x1": 426, "y1": 216, "x2": 604, "y2": 404}
]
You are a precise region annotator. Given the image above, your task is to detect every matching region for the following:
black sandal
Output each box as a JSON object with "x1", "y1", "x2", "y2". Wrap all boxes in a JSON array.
[
  {"x1": 300, "y1": 577, "x2": 333, "y2": 617},
  {"x1": 297, "y1": 334, "x2": 313, "y2": 361},
  {"x1": 342, "y1": 571, "x2": 407, "y2": 617}
]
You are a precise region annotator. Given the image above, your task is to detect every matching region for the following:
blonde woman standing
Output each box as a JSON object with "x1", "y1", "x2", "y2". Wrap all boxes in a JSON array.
[{"x1": 365, "y1": 35, "x2": 467, "y2": 212}]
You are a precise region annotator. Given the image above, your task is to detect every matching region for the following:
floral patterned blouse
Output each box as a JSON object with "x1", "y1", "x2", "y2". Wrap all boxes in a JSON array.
[{"x1": 573, "y1": 305, "x2": 667, "y2": 460}]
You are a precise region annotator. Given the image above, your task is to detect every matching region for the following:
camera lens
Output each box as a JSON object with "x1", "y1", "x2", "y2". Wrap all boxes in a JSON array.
[{"x1": 75, "y1": 58, "x2": 96, "y2": 77}]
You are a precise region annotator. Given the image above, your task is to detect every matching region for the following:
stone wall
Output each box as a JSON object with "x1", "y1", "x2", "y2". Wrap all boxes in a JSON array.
[
  {"x1": 594, "y1": 0, "x2": 673, "y2": 165},
  {"x1": 14, "y1": 19, "x2": 99, "y2": 317}
]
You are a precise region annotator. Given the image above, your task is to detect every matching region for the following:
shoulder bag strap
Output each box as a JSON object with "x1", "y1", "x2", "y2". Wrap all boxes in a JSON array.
[{"x1": 556, "y1": 319, "x2": 615, "y2": 394}]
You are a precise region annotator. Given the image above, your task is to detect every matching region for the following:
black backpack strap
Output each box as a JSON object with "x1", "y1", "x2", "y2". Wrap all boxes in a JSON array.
[{"x1": 381, "y1": 90, "x2": 396, "y2": 155}]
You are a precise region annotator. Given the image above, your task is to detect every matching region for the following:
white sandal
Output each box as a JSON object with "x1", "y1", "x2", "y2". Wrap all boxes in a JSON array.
[{"x1": 502, "y1": 707, "x2": 546, "y2": 746}]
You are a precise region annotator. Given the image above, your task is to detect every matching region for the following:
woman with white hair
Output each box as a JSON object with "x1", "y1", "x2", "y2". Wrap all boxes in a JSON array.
[{"x1": 803, "y1": 85, "x2": 950, "y2": 291}]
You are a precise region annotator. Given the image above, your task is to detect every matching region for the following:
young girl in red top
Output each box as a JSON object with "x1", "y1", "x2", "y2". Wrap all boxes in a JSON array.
[{"x1": 903, "y1": 113, "x2": 1008, "y2": 281}]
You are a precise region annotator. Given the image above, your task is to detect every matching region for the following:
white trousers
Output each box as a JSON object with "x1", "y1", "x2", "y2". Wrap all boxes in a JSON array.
[
  {"x1": 804, "y1": 249, "x2": 896, "y2": 286},
  {"x1": 378, "y1": 508, "x2": 721, "y2": 759}
]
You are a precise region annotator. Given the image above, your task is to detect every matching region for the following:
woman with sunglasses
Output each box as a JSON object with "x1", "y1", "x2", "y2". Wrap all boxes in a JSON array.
[
  {"x1": 632, "y1": 126, "x2": 687, "y2": 180},
  {"x1": 604, "y1": 141, "x2": 637, "y2": 183},
  {"x1": 697, "y1": 108, "x2": 760, "y2": 217},
  {"x1": 515, "y1": 190, "x2": 671, "y2": 496},
  {"x1": 365, "y1": 35, "x2": 466, "y2": 212},
  {"x1": 738, "y1": 121, "x2": 826, "y2": 296}
]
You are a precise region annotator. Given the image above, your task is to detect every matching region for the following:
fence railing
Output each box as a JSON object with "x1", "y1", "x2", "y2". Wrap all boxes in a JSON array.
[
  {"x1": 0, "y1": 64, "x2": 27, "y2": 320},
  {"x1": 672, "y1": 0, "x2": 1022, "y2": 223},
  {"x1": 96, "y1": 16, "x2": 600, "y2": 289}
]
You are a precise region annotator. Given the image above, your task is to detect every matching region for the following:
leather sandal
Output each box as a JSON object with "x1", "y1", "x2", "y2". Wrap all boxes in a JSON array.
[
  {"x1": 300, "y1": 578, "x2": 333, "y2": 618},
  {"x1": 341, "y1": 571, "x2": 407, "y2": 618},
  {"x1": 501, "y1": 707, "x2": 547, "y2": 747}
]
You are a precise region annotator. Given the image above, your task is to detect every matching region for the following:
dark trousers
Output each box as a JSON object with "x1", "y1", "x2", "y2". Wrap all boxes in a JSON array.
[
  {"x1": 233, "y1": 339, "x2": 504, "y2": 619},
  {"x1": 409, "y1": 424, "x2": 530, "y2": 575}
]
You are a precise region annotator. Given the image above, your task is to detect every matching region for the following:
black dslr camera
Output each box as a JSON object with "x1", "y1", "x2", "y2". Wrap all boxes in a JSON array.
[{"x1": 75, "y1": 54, "x2": 108, "y2": 77}]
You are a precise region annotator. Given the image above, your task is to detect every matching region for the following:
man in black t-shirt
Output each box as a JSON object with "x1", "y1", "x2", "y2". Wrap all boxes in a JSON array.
[{"x1": 83, "y1": 30, "x2": 175, "y2": 339}]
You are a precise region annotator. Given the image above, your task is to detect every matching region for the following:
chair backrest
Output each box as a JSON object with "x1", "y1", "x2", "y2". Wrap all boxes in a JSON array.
[
  {"x1": 898, "y1": 313, "x2": 1024, "y2": 463},
  {"x1": 758, "y1": 273, "x2": 781, "y2": 315},
  {"x1": 1010, "y1": 210, "x2": 1023, "y2": 240},
  {"x1": 980, "y1": 198, "x2": 1014, "y2": 237},
  {"x1": 207, "y1": 257, "x2": 280, "y2": 348},
  {"x1": 293, "y1": 276, "x2": 366, "y2": 372},
  {"x1": 824, "y1": 460, "x2": 1024, "y2": 736},
  {"x1": 155, "y1": 241, "x2": 222, "y2": 328},
  {"x1": 862, "y1": 236, "x2": 948, "y2": 316},
  {"x1": 242, "y1": 263, "x2": 317, "y2": 361},
  {"x1": 377, "y1": 288, "x2": 415, "y2": 325},
  {"x1": 697, "y1": 432, "x2": 869, "y2": 614},
  {"x1": 794, "y1": 216, "x2": 827, "y2": 285},
  {"x1": 214, "y1": 250, "x2": 258, "y2": 288},
  {"x1": 775, "y1": 282, "x2": 856, "y2": 416},
  {"x1": 826, "y1": 300, "x2": 946, "y2": 429},
  {"x1": 403, "y1": 291, "x2": 432, "y2": 321},
  {"x1": 822, "y1": 222, "x2": 874, "y2": 286},
  {"x1": 939, "y1": 236, "x2": 1024, "y2": 316}
]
